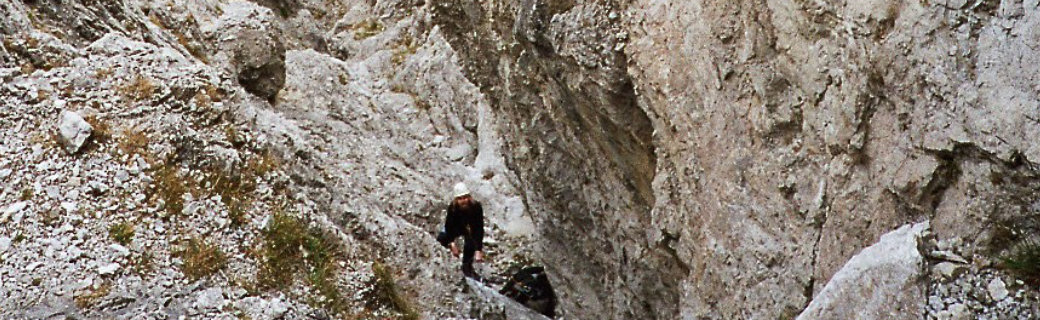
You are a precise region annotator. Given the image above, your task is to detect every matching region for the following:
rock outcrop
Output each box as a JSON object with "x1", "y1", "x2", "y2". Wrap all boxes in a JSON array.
[
  {"x1": 204, "y1": 1, "x2": 287, "y2": 101},
  {"x1": 797, "y1": 221, "x2": 929, "y2": 320},
  {"x1": 3, "y1": 0, "x2": 1040, "y2": 319}
]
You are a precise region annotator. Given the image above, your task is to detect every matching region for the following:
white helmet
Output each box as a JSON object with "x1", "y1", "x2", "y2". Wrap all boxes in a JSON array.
[{"x1": 453, "y1": 182, "x2": 471, "y2": 198}]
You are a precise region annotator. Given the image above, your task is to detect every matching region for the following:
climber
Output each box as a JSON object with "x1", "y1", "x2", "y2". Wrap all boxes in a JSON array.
[{"x1": 437, "y1": 182, "x2": 486, "y2": 279}]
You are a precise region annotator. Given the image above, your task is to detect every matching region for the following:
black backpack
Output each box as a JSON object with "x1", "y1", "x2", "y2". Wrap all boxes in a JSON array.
[{"x1": 499, "y1": 266, "x2": 557, "y2": 317}]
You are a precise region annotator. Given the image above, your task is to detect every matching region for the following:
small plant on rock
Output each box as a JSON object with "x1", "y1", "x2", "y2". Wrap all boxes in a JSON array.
[
  {"x1": 120, "y1": 75, "x2": 157, "y2": 101},
  {"x1": 257, "y1": 211, "x2": 348, "y2": 313},
  {"x1": 1000, "y1": 239, "x2": 1040, "y2": 283},
  {"x1": 19, "y1": 187, "x2": 32, "y2": 201},
  {"x1": 177, "y1": 238, "x2": 227, "y2": 281},
  {"x1": 84, "y1": 115, "x2": 112, "y2": 145},
  {"x1": 370, "y1": 261, "x2": 419, "y2": 320},
  {"x1": 117, "y1": 127, "x2": 150, "y2": 158},
  {"x1": 74, "y1": 281, "x2": 112, "y2": 308},
  {"x1": 108, "y1": 222, "x2": 135, "y2": 246},
  {"x1": 353, "y1": 19, "x2": 384, "y2": 40},
  {"x1": 148, "y1": 161, "x2": 186, "y2": 217}
]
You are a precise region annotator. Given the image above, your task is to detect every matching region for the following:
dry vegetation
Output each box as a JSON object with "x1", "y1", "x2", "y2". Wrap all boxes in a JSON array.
[
  {"x1": 108, "y1": 222, "x2": 135, "y2": 246},
  {"x1": 370, "y1": 262, "x2": 419, "y2": 320},
  {"x1": 148, "y1": 161, "x2": 187, "y2": 217},
  {"x1": 258, "y1": 211, "x2": 349, "y2": 314},
  {"x1": 201, "y1": 151, "x2": 280, "y2": 226},
  {"x1": 84, "y1": 115, "x2": 112, "y2": 147},
  {"x1": 353, "y1": 19, "x2": 385, "y2": 40},
  {"x1": 177, "y1": 238, "x2": 228, "y2": 281},
  {"x1": 120, "y1": 75, "x2": 157, "y2": 101},
  {"x1": 391, "y1": 38, "x2": 420, "y2": 66},
  {"x1": 74, "y1": 282, "x2": 112, "y2": 309},
  {"x1": 117, "y1": 127, "x2": 151, "y2": 158}
]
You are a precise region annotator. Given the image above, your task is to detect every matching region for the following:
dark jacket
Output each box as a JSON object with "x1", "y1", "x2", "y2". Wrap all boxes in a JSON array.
[{"x1": 442, "y1": 200, "x2": 485, "y2": 251}]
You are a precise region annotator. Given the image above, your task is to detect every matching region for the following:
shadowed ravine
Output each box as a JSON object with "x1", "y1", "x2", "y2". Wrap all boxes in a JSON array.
[{"x1": 2, "y1": 0, "x2": 1040, "y2": 319}]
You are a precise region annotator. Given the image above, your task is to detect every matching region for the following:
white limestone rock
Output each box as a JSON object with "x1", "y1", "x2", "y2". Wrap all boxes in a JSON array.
[
  {"x1": 57, "y1": 111, "x2": 93, "y2": 154},
  {"x1": 797, "y1": 222, "x2": 930, "y2": 320}
]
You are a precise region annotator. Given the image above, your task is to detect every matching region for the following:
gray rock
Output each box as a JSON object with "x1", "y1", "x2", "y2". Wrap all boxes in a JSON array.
[
  {"x1": 465, "y1": 278, "x2": 551, "y2": 320},
  {"x1": 933, "y1": 262, "x2": 967, "y2": 280},
  {"x1": 268, "y1": 298, "x2": 288, "y2": 318},
  {"x1": 929, "y1": 250, "x2": 970, "y2": 264},
  {"x1": 205, "y1": 2, "x2": 286, "y2": 101},
  {"x1": 0, "y1": 236, "x2": 10, "y2": 252},
  {"x1": 108, "y1": 244, "x2": 130, "y2": 257},
  {"x1": 57, "y1": 111, "x2": 93, "y2": 154},
  {"x1": 988, "y1": 278, "x2": 1008, "y2": 301},
  {"x1": 938, "y1": 303, "x2": 971, "y2": 320},
  {"x1": 98, "y1": 263, "x2": 120, "y2": 275},
  {"x1": 796, "y1": 222, "x2": 929, "y2": 320},
  {"x1": 194, "y1": 288, "x2": 225, "y2": 311},
  {"x1": 1, "y1": 201, "x2": 29, "y2": 223}
]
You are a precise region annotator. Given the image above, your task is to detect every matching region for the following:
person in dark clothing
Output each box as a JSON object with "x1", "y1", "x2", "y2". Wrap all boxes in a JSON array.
[{"x1": 437, "y1": 182, "x2": 485, "y2": 278}]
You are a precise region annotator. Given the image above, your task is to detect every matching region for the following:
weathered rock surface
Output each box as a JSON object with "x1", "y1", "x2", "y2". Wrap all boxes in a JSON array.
[
  {"x1": 4, "y1": 0, "x2": 1040, "y2": 319},
  {"x1": 204, "y1": 1, "x2": 287, "y2": 101},
  {"x1": 797, "y1": 222, "x2": 929, "y2": 320}
]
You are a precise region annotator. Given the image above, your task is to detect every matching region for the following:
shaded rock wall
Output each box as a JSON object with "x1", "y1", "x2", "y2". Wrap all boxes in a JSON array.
[
  {"x1": 624, "y1": 0, "x2": 1040, "y2": 318},
  {"x1": 5, "y1": 0, "x2": 1040, "y2": 319}
]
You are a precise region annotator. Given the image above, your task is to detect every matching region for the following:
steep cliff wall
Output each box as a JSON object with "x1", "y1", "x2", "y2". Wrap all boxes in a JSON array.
[
  {"x1": 427, "y1": 0, "x2": 1040, "y2": 318},
  {"x1": 3, "y1": 0, "x2": 1040, "y2": 319},
  {"x1": 623, "y1": 0, "x2": 1040, "y2": 318}
]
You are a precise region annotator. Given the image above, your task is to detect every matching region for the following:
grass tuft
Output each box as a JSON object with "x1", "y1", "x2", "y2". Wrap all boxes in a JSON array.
[
  {"x1": 1000, "y1": 240, "x2": 1040, "y2": 283},
  {"x1": 257, "y1": 211, "x2": 309, "y2": 289},
  {"x1": 95, "y1": 67, "x2": 114, "y2": 79},
  {"x1": 74, "y1": 282, "x2": 112, "y2": 309},
  {"x1": 353, "y1": 19, "x2": 385, "y2": 40},
  {"x1": 177, "y1": 238, "x2": 228, "y2": 281},
  {"x1": 108, "y1": 222, "x2": 135, "y2": 246},
  {"x1": 132, "y1": 251, "x2": 155, "y2": 275},
  {"x1": 120, "y1": 75, "x2": 157, "y2": 101},
  {"x1": 371, "y1": 262, "x2": 420, "y2": 320},
  {"x1": 258, "y1": 211, "x2": 348, "y2": 313},
  {"x1": 117, "y1": 127, "x2": 151, "y2": 158},
  {"x1": 149, "y1": 161, "x2": 186, "y2": 216},
  {"x1": 84, "y1": 115, "x2": 112, "y2": 145},
  {"x1": 202, "y1": 151, "x2": 280, "y2": 227},
  {"x1": 19, "y1": 187, "x2": 33, "y2": 201}
]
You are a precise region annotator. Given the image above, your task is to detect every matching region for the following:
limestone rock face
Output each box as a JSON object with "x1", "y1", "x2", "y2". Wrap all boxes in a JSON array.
[
  {"x1": 204, "y1": 1, "x2": 286, "y2": 101},
  {"x1": 4, "y1": 0, "x2": 1040, "y2": 319},
  {"x1": 796, "y1": 222, "x2": 929, "y2": 320}
]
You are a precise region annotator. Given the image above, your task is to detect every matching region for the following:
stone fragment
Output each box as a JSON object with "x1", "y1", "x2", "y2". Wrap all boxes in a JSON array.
[
  {"x1": 57, "y1": 111, "x2": 93, "y2": 154},
  {"x1": 98, "y1": 263, "x2": 120, "y2": 275},
  {"x1": 988, "y1": 278, "x2": 1008, "y2": 301},
  {"x1": 932, "y1": 262, "x2": 966, "y2": 280}
]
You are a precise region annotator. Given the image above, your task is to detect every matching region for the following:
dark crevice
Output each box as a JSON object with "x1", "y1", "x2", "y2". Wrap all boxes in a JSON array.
[{"x1": 430, "y1": 1, "x2": 673, "y2": 318}]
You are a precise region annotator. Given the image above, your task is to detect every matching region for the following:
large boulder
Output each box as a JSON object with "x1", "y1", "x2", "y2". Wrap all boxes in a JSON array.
[
  {"x1": 796, "y1": 222, "x2": 930, "y2": 320},
  {"x1": 203, "y1": 1, "x2": 286, "y2": 101}
]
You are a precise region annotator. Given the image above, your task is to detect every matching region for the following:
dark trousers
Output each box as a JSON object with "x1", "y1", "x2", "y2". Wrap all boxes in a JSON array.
[{"x1": 437, "y1": 231, "x2": 477, "y2": 277}]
